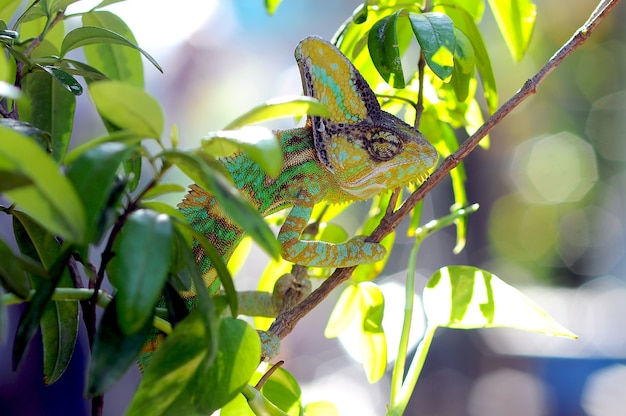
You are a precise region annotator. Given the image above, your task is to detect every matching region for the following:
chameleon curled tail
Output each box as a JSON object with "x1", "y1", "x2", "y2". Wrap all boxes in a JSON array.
[{"x1": 137, "y1": 36, "x2": 438, "y2": 368}]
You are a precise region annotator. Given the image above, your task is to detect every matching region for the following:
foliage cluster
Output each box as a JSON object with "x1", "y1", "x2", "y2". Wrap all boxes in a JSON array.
[{"x1": 0, "y1": 0, "x2": 584, "y2": 415}]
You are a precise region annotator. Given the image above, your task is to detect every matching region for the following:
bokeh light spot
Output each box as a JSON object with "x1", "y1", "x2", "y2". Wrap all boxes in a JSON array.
[
  {"x1": 489, "y1": 195, "x2": 558, "y2": 264},
  {"x1": 511, "y1": 132, "x2": 598, "y2": 204},
  {"x1": 586, "y1": 90, "x2": 626, "y2": 161}
]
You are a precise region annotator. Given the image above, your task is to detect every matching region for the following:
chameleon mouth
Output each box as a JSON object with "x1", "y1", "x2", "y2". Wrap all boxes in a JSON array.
[{"x1": 343, "y1": 161, "x2": 432, "y2": 198}]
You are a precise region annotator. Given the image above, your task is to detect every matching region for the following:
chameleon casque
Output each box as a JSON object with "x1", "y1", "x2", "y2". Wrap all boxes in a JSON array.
[{"x1": 138, "y1": 36, "x2": 438, "y2": 367}]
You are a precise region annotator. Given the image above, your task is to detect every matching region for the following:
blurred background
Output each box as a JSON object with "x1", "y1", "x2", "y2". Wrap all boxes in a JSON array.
[{"x1": 1, "y1": 0, "x2": 625, "y2": 415}]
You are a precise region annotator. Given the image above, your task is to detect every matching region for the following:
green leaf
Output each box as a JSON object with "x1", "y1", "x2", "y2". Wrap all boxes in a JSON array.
[
  {"x1": 12, "y1": 243, "x2": 72, "y2": 371},
  {"x1": 48, "y1": 0, "x2": 82, "y2": 11},
  {"x1": 61, "y1": 59, "x2": 108, "y2": 81},
  {"x1": 0, "y1": 127, "x2": 86, "y2": 242},
  {"x1": 424, "y1": 266, "x2": 578, "y2": 338},
  {"x1": 12, "y1": 212, "x2": 78, "y2": 384},
  {"x1": 435, "y1": 4, "x2": 498, "y2": 113},
  {"x1": 240, "y1": 384, "x2": 290, "y2": 416},
  {"x1": 93, "y1": 0, "x2": 126, "y2": 9},
  {"x1": 38, "y1": 65, "x2": 83, "y2": 95},
  {"x1": 318, "y1": 223, "x2": 349, "y2": 244},
  {"x1": 450, "y1": 28, "x2": 475, "y2": 102},
  {"x1": 487, "y1": 0, "x2": 536, "y2": 61},
  {"x1": 325, "y1": 285, "x2": 360, "y2": 338},
  {"x1": 304, "y1": 402, "x2": 339, "y2": 416},
  {"x1": 368, "y1": 10, "x2": 405, "y2": 88},
  {"x1": 165, "y1": 150, "x2": 280, "y2": 260},
  {"x1": 201, "y1": 127, "x2": 283, "y2": 177},
  {"x1": 408, "y1": 12, "x2": 455, "y2": 81},
  {"x1": 64, "y1": 130, "x2": 143, "y2": 165},
  {"x1": 20, "y1": 16, "x2": 64, "y2": 57},
  {"x1": 107, "y1": 209, "x2": 173, "y2": 335},
  {"x1": 0, "y1": 237, "x2": 31, "y2": 298},
  {"x1": 89, "y1": 80, "x2": 164, "y2": 138},
  {"x1": 66, "y1": 142, "x2": 136, "y2": 243},
  {"x1": 451, "y1": 0, "x2": 485, "y2": 21},
  {"x1": 22, "y1": 69, "x2": 76, "y2": 163},
  {"x1": 0, "y1": 286, "x2": 6, "y2": 343},
  {"x1": 0, "y1": 45, "x2": 9, "y2": 81},
  {"x1": 41, "y1": 289, "x2": 78, "y2": 384},
  {"x1": 450, "y1": 166, "x2": 468, "y2": 254},
  {"x1": 127, "y1": 315, "x2": 261, "y2": 416},
  {"x1": 123, "y1": 152, "x2": 141, "y2": 192},
  {"x1": 81, "y1": 11, "x2": 144, "y2": 86},
  {"x1": 264, "y1": 0, "x2": 283, "y2": 15},
  {"x1": 0, "y1": 169, "x2": 32, "y2": 192},
  {"x1": 87, "y1": 298, "x2": 153, "y2": 396},
  {"x1": 0, "y1": 0, "x2": 22, "y2": 21},
  {"x1": 0, "y1": 118, "x2": 52, "y2": 153},
  {"x1": 261, "y1": 367, "x2": 302, "y2": 416},
  {"x1": 224, "y1": 96, "x2": 331, "y2": 129},
  {"x1": 142, "y1": 183, "x2": 187, "y2": 200},
  {"x1": 60, "y1": 25, "x2": 161, "y2": 73},
  {"x1": 358, "y1": 282, "x2": 386, "y2": 383}
]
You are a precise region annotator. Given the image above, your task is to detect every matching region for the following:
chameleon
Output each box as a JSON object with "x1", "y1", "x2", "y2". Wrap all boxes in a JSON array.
[{"x1": 138, "y1": 36, "x2": 438, "y2": 368}]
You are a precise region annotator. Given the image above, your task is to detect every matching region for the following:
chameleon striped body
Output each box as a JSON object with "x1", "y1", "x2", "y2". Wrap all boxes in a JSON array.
[{"x1": 138, "y1": 37, "x2": 438, "y2": 367}]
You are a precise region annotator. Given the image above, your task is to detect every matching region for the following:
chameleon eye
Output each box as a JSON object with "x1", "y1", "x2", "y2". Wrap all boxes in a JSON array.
[{"x1": 367, "y1": 131, "x2": 402, "y2": 161}]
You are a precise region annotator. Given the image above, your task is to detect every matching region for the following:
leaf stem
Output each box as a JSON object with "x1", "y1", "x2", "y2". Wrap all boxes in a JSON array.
[
  {"x1": 2, "y1": 287, "x2": 112, "y2": 306},
  {"x1": 387, "y1": 325, "x2": 437, "y2": 415},
  {"x1": 390, "y1": 234, "x2": 420, "y2": 404}
]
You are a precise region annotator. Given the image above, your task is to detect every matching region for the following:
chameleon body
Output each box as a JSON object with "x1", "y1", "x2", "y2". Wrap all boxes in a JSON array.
[{"x1": 138, "y1": 37, "x2": 438, "y2": 367}]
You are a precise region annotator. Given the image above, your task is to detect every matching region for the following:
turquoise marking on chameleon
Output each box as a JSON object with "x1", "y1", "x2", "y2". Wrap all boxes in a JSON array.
[
  {"x1": 315, "y1": 242, "x2": 328, "y2": 258},
  {"x1": 338, "y1": 150, "x2": 349, "y2": 163},
  {"x1": 361, "y1": 240, "x2": 374, "y2": 256},
  {"x1": 310, "y1": 64, "x2": 361, "y2": 122}
]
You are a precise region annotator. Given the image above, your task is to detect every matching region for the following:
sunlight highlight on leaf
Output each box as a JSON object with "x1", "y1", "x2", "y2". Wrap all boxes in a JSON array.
[{"x1": 424, "y1": 266, "x2": 577, "y2": 338}]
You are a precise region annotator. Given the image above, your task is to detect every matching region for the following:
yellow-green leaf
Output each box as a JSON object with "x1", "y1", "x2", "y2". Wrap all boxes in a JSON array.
[
  {"x1": 224, "y1": 95, "x2": 330, "y2": 129},
  {"x1": 128, "y1": 315, "x2": 260, "y2": 416},
  {"x1": 408, "y1": 12, "x2": 456, "y2": 81},
  {"x1": 202, "y1": 126, "x2": 282, "y2": 177},
  {"x1": 304, "y1": 402, "x2": 339, "y2": 416},
  {"x1": 260, "y1": 367, "x2": 302, "y2": 416},
  {"x1": 325, "y1": 284, "x2": 360, "y2": 338},
  {"x1": 264, "y1": 0, "x2": 283, "y2": 15},
  {"x1": 89, "y1": 80, "x2": 164, "y2": 138},
  {"x1": 61, "y1": 25, "x2": 161, "y2": 73},
  {"x1": 358, "y1": 282, "x2": 386, "y2": 383},
  {"x1": 424, "y1": 266, "x2": 577, "y2": 338},
  {"x1": 81, "y1": 11, "x2": 145, "y2": 86},
  {"x1": 487, "y1": 0, "x2": 537, "y2": 61},
  {"x1": 107, "y1": 209, "x2": 173, "y2": 335},
  {"x1": 0, "y1": 127, "x2": 86, "y2": 242}
]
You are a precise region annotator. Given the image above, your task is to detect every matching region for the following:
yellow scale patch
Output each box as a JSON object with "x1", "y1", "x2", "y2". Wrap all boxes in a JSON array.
[{"x1": 297, "y1": 38, "x2": 368, "y2": 124}]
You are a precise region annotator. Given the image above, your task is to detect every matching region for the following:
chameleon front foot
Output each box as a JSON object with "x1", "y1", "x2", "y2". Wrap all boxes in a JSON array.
[{"x1": 259, "y1": 330, "x2": 281, "y2": 360}]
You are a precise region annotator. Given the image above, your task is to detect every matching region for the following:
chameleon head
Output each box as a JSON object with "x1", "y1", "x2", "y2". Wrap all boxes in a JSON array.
[
  {"x1": 295, "y1": 36, "x2": 438, "y2": 200},
  {"x1": 320, "y1": 111, "x2": 439, "y2": 200}
]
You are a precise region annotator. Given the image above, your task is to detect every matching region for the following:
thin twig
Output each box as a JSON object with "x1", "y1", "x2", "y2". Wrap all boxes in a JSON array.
[
  {"x1": 414, "y1": 53, "x2": 426, "y2": 128},
  {"x1": 269, "y1": 0, "x2": 622, "y2": 340}
]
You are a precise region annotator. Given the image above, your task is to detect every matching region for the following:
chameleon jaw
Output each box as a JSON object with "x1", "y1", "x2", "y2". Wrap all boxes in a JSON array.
[{"x1": 339, "y1": 160, "x2": 434, "y2": 199}]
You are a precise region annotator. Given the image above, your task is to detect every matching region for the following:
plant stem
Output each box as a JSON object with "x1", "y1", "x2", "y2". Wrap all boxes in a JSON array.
[
  {"x1": 387, "y1": 325, "x2": 437, "y2": 416},
  {"x1": 1, "y1": 287, "x2": 111, "y2": 306},
  {"x1": 390, "y1": 235, "x2": 420, "y2": 404}
]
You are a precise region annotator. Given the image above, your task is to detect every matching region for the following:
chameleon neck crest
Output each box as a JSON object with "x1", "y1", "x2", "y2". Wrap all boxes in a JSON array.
[{"x1": 295, "y1": 36, "x2": 438, "y2": 199}]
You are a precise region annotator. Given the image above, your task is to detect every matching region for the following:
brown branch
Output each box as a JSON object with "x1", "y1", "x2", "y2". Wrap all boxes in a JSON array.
[{"x1": 269, "y1": 0, "x2": 622, "y2": 340}]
